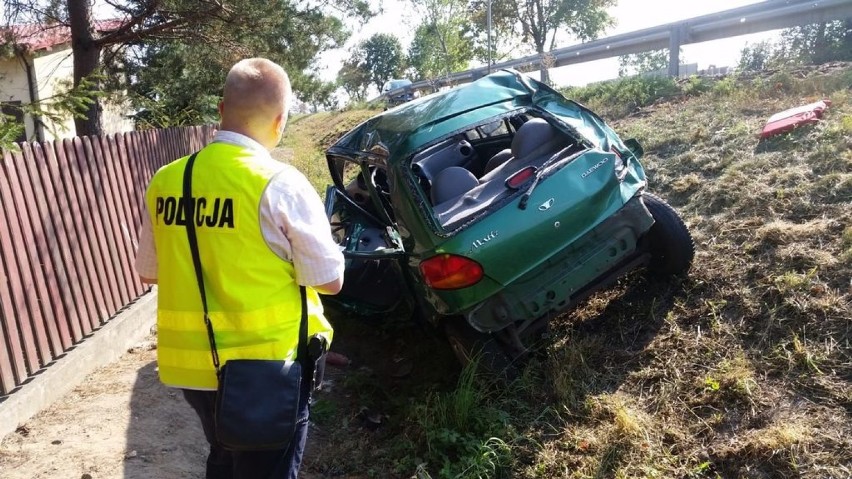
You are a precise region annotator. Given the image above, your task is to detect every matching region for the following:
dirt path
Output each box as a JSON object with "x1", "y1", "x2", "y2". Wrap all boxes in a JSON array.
[
  {"x1": 0, "y1": 313, "x2": 456, "y2": 479},
  {"x1": 0, "y1": 334, "x2": 352, "y2": 479},
  {"x1": 0, "y1": 337, "x2": 209, "y2": 479}
]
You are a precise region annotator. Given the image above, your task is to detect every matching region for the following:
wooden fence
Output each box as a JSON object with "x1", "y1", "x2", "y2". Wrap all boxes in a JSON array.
[{"x1": 0, "y1": 125, "x2": 216, "y2": 395}]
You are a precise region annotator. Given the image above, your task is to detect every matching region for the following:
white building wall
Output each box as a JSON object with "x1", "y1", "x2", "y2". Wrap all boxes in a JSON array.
[
  {"x1": 32, "y1": 48, "x2": 77, "y2": 141},
  {"x1": 0, "y1": 55, "x2": 36, "y2": 140},
  {"x1": 1, "y1": 45, "x2": 135, "y2": 144}
]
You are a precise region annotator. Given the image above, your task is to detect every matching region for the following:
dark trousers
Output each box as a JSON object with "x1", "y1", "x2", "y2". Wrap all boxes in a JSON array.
[{"x1": 181, "y1": 381, "x2": 311, "y2": 479}]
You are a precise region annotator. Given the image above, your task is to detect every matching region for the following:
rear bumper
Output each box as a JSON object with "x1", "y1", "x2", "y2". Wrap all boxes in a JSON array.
[{"x1": 465, "y1": 195, "x2": 653, "y2": 332}]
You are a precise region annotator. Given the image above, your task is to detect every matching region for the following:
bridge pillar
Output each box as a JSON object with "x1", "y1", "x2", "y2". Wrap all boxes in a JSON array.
[{"x1": 668, "y1": 26, "x2": 682, "y2": 77}]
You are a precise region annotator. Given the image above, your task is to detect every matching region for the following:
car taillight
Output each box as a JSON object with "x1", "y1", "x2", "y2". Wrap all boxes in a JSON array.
[
  {"x1": 419, "y1": 254, "x2": 483, "y2": 290},
  {"x1": 505, "y1": 166, "x2": 537, "y2": 189}
]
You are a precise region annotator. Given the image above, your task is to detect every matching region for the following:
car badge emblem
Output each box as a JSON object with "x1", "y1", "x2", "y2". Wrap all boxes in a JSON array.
[
  {"x1": 469, "y1": 230, "x2": 498, "y2": 253},
  {"x1": 539, "y1": 198, "x2": 555, "y2": 211}
]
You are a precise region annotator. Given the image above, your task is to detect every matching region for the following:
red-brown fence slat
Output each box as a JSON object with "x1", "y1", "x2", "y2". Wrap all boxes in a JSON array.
[
  {"x1": 171, "y1": 127, "x2": 182, "y2": 159},
  {"x1": 131, "y1": 131, "x2": 155, "y2": 189},
  {"x1": 164, "y1": 127, "x2": 176, "y2": 161},
  {"x1": 153, "y1": 128, "x2": 166, "y2": 166},
  {"x1": 102, "y1": 134, "x2": 144, "y2": 298},
  {"x1": 88, "y1": 137, "x2": 132, "y2": 306},
  {"x1": 30, "y1": 142, "x2": 81, "y2": 344},
  {"x1": 0, "y1": 149, "x2": 53, "y2": 367},
  {"x1": 0, "y1": 153, "x2": 32, "y2": 388},
  {"x1": 175, "y1": 127, "x2": 186, "y2": 157},
  {"x1": 119, "y1": 132, "x2": 145, "y2": 233},
  {"x1": 74, "y1": 137, "x2": 121, "y2": 319},
  {"x1": 58, "y1": 138, "x2": 105, "y2": 330},
  {"x1": 194, "y1": 126, "x2": 205, "y2": 151},
  {"x1": 160, "y1": 128, "x2": 173, "y2": 165},
  {"x1": 20, "y1": 143, "x2": 71, "y2": 351},
  {"x1": 145, "y1": 129, "x2": 161, "y2": 171},
  {"x1": 40, "y1": 142, "x2": 88, "y2": 342},
  {"x1": 176, "y1": 127, "x2": 189, "y2": 157},
  {"x1": 0, "y1": 305, "x2": 18, "y2": 394},
  {"x1": 127, "y1": 132, "x2": 154, "y2": 222}
]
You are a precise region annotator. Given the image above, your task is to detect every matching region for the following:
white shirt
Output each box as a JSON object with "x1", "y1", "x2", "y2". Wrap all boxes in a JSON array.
[{"x1": 134, "y1": 131, "x2": 344, "y2": 287}]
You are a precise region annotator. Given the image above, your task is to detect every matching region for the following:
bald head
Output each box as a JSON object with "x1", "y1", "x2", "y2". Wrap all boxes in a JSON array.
[{"x1": 219, "y1": 58, "x2": 292, "y2": 149}]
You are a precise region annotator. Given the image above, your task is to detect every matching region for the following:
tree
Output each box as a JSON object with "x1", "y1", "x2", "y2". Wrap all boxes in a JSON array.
[
  {"x1": 468, "y1": 0, "x2": 524, "y2": 68},
  {"x1": 737, "y1": 41, "x2": 775, "y2": 72},
  {"x1": 488, "y1": 0, "x2": 615, "y2": 84},
  {"x1": 124, "y1": 41, "x2": 223, "y2": 129},
  {"x1": 337, "y1": 52, "x2": 370, "y2": 102},
  {"x1": 735, "y1": 20, "x2": 851, "y2": 72},
  {"x1": 618, "y1": 48, "x2": 684, "y2": 77},
  {"x1": 406, "y1": 0, "x2": 474, "y2": 81},
  {"x1": 357, "y1": 33, "x2": 405, "y2": 92},
  {"x1": 3, "y1": 0, "x2": 374, "y2": 136},
  {"x1": 773, "y1": 20, "x2": 852, "y2": 65},
  {"x1": 298, "y1": 73, "x2": 337, "y2": 112}
]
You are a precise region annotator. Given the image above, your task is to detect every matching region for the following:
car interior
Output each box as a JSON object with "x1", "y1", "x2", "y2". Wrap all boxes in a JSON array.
[{"x1": 410, "y1": 114, "x2": 588, "y2": 230}]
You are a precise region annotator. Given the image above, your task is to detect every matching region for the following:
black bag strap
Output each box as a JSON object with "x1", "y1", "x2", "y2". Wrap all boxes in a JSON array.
[{"x1": 182, "y1": 151, "x2": 309, "y2": 374}]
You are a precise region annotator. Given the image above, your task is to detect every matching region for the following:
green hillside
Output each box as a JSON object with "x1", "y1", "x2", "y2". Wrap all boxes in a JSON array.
[{"x1": 282, "y1": 64, "x2": 851, "y2": 478}]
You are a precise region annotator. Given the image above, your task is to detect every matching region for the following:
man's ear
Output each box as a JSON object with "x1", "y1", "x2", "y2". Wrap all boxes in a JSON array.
[
  {"x1": 218, "y1": 101, "x2": 225, "y2": 118},
  {"x1": 276, "y1": 110, "x2": 287, "y2": 131}
]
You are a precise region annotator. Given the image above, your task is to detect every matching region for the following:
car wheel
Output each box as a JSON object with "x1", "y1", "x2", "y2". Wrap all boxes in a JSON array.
[
  {"x1": 642, "y1": 192, "x2": 695, "y2": 276},
  {"x1": 442, "y1": 318, "x2": 518, "y2": 378}
]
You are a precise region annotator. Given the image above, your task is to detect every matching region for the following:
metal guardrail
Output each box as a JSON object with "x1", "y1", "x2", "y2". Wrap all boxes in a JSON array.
[{"x1": 376, "y1": 0, "x2": 852, "y2": 101}]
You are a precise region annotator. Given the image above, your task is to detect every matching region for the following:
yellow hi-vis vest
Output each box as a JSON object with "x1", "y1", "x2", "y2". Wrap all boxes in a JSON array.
[{"x1": 146, "y1": 141, "x2": 333, "y2": 390}]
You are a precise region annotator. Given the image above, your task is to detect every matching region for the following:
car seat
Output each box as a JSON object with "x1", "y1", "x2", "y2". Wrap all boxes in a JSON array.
[
  {"x1": 430, "y1": 166, "x2": 480, "y2": 205},
  {"x1": 482, "y1": 118, "x2": 559, "y2": 175}
]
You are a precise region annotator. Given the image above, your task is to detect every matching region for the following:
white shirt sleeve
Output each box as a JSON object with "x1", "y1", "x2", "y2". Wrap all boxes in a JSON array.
[
  {"x1": 134, "y1": 211, "x2": 158, "y2": 280},
  {"x1": 259, "y1": 165, "x2": 345, "y2": 287}
]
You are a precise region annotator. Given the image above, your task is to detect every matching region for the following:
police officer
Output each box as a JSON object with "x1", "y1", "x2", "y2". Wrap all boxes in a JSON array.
[{"x1": 135, "y1": 58, "x2": 344, "y2": 479}]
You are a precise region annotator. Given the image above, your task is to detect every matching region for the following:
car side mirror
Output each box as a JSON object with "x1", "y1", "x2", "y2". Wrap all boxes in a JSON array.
[{"x1": 624, "y1": 138, "x2": 643, "y2": 159}]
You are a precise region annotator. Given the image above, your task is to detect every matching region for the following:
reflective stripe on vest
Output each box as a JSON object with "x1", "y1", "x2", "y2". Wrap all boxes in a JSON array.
[{"x1": 146, "y1": 142, "x2": 332, "y2": 390}]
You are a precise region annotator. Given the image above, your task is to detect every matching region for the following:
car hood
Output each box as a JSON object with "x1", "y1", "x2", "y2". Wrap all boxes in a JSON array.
[{"x1": 327, "y1": 69, "x2": 619, "y2": 165}]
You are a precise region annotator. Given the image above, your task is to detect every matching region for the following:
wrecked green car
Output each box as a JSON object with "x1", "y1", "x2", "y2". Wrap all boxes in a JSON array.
[{"x1": 323, "y1": 69, "x2": 694, "y2": 368}]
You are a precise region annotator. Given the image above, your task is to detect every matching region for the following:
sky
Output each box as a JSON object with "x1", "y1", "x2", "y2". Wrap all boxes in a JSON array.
[
  {"x1": 315, "y1": 0, "x2": 783, "y2": 88},
  {"x1": 65, "y1": 0, "x2": 785, "y2": 97}
]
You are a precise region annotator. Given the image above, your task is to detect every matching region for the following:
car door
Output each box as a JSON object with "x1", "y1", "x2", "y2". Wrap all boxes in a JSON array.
[{"x1": 323, "y1": 157, "x2": 407, "y2": 315}]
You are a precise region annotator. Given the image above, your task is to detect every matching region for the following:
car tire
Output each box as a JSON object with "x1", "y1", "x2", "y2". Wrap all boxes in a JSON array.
[
  {"x1": 641, "y1": 192, "x2": 695, "y2": 276},
  {"x1": 442, "y1": 318, "x2": 518, "y2": 378}
]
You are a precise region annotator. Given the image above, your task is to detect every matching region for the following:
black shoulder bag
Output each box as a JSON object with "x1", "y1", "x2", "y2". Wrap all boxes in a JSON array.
[{"x1": 183, "y1": 152, "x2": 307, "y2": 451}]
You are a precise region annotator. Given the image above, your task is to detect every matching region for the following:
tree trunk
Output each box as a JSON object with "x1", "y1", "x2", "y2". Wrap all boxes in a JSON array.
[
  {"x1": 536, "y1": 44, "x2": 551, "y2": 85},
  {"x1": 68, "y1": 0, "x2": 103, "y2": 137}
]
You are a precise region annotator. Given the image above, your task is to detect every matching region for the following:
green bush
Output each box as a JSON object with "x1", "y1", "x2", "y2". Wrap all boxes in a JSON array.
[{"x1": 563, "y1": 75, "x2": 679, "y2": 118}]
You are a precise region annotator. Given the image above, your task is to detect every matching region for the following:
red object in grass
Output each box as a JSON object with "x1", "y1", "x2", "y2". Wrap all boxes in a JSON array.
[{"x1": 760, "y1": 99, "x2": 832, "y2": 139}]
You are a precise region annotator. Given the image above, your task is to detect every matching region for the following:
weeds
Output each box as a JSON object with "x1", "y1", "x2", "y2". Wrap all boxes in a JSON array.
[{"x1": 412, "y1": 360, "x2": 514, "y2": 478}]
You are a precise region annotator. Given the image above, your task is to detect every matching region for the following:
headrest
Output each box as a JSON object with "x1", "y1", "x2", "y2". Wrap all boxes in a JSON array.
[
  {"x1": 483, "y1": 149, "x2": 513, "y2": 175},
  {"x1": 511, "y1": 118, "x2": 558, "y2": 159},
  {"x1": 430, "y1": 166, "x2": 479, "y2": 205}
]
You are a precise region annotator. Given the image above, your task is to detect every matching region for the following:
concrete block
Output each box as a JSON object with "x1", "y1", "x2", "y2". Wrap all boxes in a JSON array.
[{"x1": 0, "y1": 289, "x2": 158, "y2": 440}]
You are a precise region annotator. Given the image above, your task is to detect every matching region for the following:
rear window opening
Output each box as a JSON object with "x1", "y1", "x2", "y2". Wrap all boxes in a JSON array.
[{"x1": 409, "y1": 113, "x2": 588, "y2": 231}]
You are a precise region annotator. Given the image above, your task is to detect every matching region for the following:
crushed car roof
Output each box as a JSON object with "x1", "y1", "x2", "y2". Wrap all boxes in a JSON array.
[{"x1": 327, "y1": 69, "x2": 570, "y2": 165}]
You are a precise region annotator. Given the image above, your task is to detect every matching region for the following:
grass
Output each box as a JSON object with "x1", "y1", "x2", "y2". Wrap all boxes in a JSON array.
[
  {"x1": 278, "y1": 108, "x2": 380, "y2": 195},
  {"x1": 282, "y1": 63, "x2": 852, "y2": 478}
]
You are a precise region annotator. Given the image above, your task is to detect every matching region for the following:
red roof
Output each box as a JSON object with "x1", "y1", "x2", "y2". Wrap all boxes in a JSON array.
[{"x1": 1, "y1": 19, "x2": 123, "y2": 53}]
